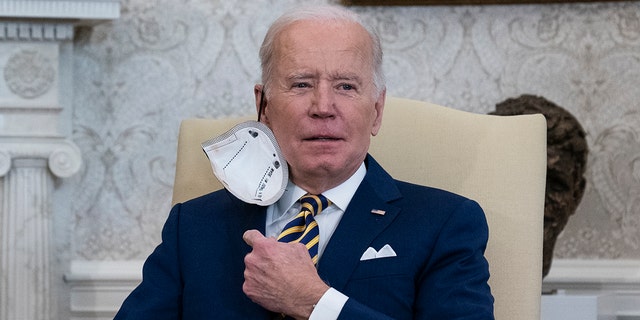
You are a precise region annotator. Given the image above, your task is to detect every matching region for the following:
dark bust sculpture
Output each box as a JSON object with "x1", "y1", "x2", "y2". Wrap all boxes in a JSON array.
[{"x1": 490, "y1": 94, "x2": 588, "y2": 278}]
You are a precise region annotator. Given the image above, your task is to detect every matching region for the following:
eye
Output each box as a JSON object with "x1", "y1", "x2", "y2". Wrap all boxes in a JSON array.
[
  {"x1": 338, "y1": 83, "x2": 355, "y2": 91},
  {"x1": 292, "y1": 82, "x2": 310, "y2": 89}
]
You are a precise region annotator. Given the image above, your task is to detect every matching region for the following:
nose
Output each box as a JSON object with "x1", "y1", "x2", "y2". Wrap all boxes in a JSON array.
[{"x1": 309, "y1": 84, "x2": 336, "y2": 118}]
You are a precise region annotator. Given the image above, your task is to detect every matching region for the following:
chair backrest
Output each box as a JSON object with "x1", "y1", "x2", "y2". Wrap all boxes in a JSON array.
[{"x1": 172, "y1": 96, "x2": 546, "y2": 320}]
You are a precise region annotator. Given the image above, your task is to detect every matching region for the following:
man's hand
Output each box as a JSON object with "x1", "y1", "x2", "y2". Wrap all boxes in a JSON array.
[{"x1": 242, "y1": 229, "x2": 330, "y2": 319}]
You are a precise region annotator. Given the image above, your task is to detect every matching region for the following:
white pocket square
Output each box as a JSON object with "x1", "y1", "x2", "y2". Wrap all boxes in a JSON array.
[{"x1": 360, "y1": 244, "x2": 397, "y2": 261}]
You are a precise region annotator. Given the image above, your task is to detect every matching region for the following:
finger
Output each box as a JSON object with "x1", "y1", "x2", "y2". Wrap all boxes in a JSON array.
[{"x1": 243, "y1": 229, "x2": 264, "y2": 247}]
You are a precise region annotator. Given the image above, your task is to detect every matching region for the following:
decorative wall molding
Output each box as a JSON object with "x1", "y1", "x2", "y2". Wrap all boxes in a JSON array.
[
  {"x1": 4, "y1": 49, "x2": 56, "y2": 97},
  {"x1": 65, "y1": 259, "x2": 640, "y2": 319},
  {"x1": 543, "y1": 259, "x2": 640, "y2": 319},
  {"x1": 0, "y1": 139, "x2": 82, "y2": 178},
  {"x1": 0, "y1": 0, "x2": 120, "y2": 41},
  {"x1": 65, "y1": 260, "x2": 143, "y2": 320},
  {"x1": 0, "y1": 22, "x2": 75, "y2": 41},
  {"x1": 544, "y1": 259, "x2": 640, "y2": 292},
  {"x1": 0, "y1": 0, "x2": 120, "y2": 22}
]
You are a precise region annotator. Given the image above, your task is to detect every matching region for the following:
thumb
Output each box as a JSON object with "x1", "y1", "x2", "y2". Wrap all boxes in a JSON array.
[{"x1": 242, "y1": 229, "x2": 265, "y2": 247}]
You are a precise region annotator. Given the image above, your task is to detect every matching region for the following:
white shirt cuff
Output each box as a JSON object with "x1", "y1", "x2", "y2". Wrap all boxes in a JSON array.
[{"x1": 309, "y1": 287, "x2": 348, "y2": 320}]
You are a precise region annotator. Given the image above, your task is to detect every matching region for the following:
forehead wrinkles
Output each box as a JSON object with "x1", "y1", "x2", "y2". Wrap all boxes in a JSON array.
[{"x1": 276, "y1": 42, "x2": 374, "y2": 81}]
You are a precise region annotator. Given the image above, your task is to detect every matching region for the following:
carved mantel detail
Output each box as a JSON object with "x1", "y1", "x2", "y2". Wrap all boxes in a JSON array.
[
  {"x1": 0, "y1": 140, "x2": 83, "y2": 178},
  {"x1": 4, "y1": 49, "x2": 56, "y2": 98},
  {"x1": 0, "y1": 1, "x2": 119, "y2": 319},
  {"x1": 0, "y1": 0, "x2": 119, "y2": 22}
]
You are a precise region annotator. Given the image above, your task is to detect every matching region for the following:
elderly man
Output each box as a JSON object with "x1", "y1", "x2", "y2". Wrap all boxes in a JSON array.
[{"x1": 115, "y1": 5, "x2": 493, "y2": 320}]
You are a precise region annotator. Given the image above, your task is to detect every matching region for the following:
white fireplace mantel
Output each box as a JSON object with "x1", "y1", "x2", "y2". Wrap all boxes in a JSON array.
[
  {"x1": 0, "y1": 0, "x2": 119, "y2": 41},
  {"x1": 0, "y1": 0, "x2": 119, "y2": 23},
  {"x1": 0, "y1": 1, "x2": 120, "y2": 320}
]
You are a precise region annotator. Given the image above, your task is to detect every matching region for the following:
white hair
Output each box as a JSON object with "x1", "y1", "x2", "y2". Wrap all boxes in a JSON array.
[{"x1": 258, "y1": 5, "x2": 385, "y2": 96}]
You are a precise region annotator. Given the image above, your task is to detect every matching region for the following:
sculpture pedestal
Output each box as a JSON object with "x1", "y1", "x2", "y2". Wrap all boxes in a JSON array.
[
  {"x1": 543, "y1": 259, "x2": 640, "y2": 320},
  {"x1": 541, "y1": 292, "x2": 616, "y2": 320}
]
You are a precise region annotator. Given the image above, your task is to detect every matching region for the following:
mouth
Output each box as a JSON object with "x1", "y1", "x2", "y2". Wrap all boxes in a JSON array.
[{"x1": 304, "y1": 136, "x2": 341, "y2": 141}]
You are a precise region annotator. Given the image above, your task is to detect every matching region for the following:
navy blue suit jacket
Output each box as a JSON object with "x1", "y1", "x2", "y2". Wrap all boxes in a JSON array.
[{"x1": 115, "y1": 155, "x2": 494, "y2": 319}]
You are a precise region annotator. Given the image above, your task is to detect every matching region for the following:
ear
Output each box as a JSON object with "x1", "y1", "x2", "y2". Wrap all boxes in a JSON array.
[{"x1": 370, "y1": 89, "x2": 386, "y2": 136}]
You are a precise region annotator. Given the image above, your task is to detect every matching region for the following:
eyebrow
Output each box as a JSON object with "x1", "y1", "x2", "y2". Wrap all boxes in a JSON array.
[
  {"x1": 286, "y1": 72, "x2": 364, "y2": 84},
  {"x1": 331, "y1": 73, "x2": 364, "y2": 86},
  {"x1": 287, "y1": 73, "x2": 315, "y2": 81}
]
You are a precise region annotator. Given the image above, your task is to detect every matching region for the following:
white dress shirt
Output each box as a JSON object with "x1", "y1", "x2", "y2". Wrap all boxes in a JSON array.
[{"x1": 265, "y1": 162, "x2": 366, "y2": 319}]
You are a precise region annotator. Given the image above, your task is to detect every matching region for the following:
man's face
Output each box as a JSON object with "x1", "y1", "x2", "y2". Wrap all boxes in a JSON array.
[{"x1": 257, "y1": 20, "x2": 385, "y2": 193}]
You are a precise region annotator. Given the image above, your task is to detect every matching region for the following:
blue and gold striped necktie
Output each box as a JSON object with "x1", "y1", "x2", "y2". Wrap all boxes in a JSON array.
[{"x1": 277, "y1": 194, "x2": 331, "y2": 265}]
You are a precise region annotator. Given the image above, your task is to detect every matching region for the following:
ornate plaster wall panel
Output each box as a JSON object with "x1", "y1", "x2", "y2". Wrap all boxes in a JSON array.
[{"x1": 61, "y1": 0, "x2": 640, "y2": 269}]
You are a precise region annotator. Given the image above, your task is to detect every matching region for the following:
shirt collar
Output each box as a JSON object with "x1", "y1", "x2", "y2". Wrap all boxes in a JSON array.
[{"x1": 273, "y1": 162, "x2": 367, "y2": 217}]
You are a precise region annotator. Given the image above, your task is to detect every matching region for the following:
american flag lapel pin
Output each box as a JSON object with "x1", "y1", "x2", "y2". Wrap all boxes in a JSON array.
[{"x1": 371, "y1": 209, "x2": 386, "y2": 216}]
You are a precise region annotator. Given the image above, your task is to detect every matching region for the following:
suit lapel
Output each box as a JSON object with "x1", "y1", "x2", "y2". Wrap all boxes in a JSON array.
[
  {"x1": 222, "y1": 189, "x2": 267, "y2": 256},
  {"x1": 317, "y1": 155, "x2": 402, "y2": 291},
  {"x1": 231, "y1": 192, "x2": 267, "y2": 235}
]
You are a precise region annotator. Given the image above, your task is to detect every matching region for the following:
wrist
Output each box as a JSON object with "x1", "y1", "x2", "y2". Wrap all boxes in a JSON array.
[{"x1": 292, "y1": 284, "x2": 329, "y2": 319}]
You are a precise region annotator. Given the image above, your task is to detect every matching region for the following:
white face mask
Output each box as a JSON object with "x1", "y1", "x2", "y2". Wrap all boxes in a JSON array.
[{"x1": 201, "y1": 121, "x2": 288, "y2": 206}]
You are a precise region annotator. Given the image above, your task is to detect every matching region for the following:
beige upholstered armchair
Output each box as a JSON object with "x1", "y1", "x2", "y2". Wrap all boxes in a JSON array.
[{"x1": 172, "y1": 96, "x2": 547, "y2": 320}]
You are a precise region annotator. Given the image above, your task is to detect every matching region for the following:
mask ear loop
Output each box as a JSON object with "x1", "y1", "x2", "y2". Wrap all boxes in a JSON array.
[{"x1": 258, "y1": 88, "x2": 266, "y2": 122}]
